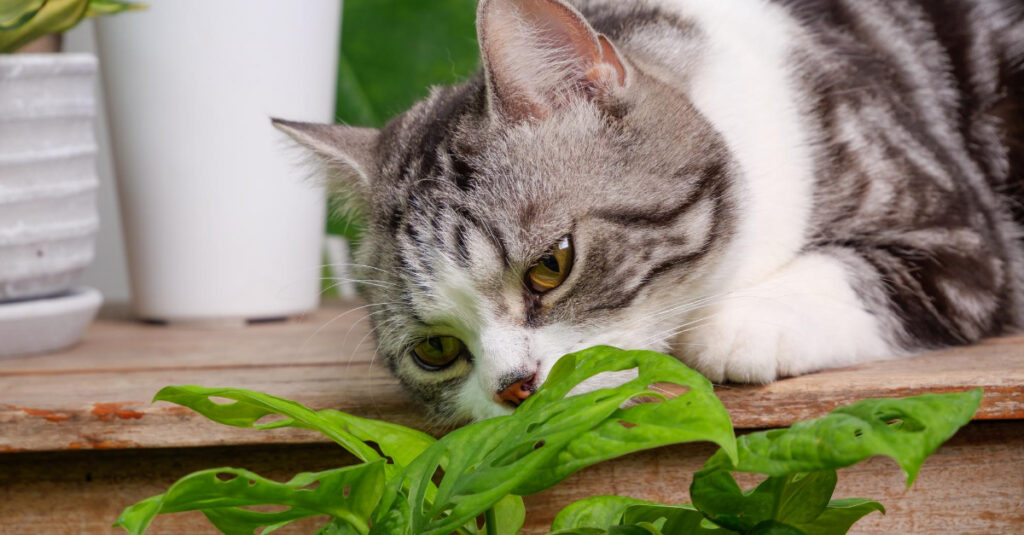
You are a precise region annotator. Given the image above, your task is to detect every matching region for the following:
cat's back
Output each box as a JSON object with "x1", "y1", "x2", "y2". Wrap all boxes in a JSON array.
[
  {"x1": 774, "y1": 0, "x2": 1024, "y2": 204},
  {"x1": 579, "y1": 0, "x2": 1024, "y2": 229}
]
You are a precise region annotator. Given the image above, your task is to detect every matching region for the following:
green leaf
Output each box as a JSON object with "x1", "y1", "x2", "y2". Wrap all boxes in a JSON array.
[
  {"x1": 551, "y1": 496, "x2": 652, "y2": 531},
  {"x1": 608, "y1": 525, "x2": 664, "y2": 535},
  {"x1": 1, "y1": 1, "x2": 45, "y2": 30},
  {"x1": 203, "y1": 507, "x2": 321, "y2": 535},
  {"x1": 317, "y1": 518, "x2": 364, "y2": 535},
  {"x1": 748, "y1": 521, "x2": 807, "y2": 535},
  {"x1": 114, "y1": 462, "x2": 385, "y2": 535},
  {"x1": 0, "y1": 0, "x2": 141, "y2": 53},
  {"x1": 153, "y1": 386, "x2": 435, "y2": 469},
  {"x1": 376, "y1": 347, "x2": 736, "y2": 535},
  {"x1": 690, "y1": 471, "x2": 836, "y2": 533},
  {"x1": 490, "y1": 495, "x2": 527, "y2": 535},
  {"x1": 771, "y1": 472, "x2": 837, "y2": 524},
  {"x1": 689, "y1": 470, "x2": 774, "y2": 532},
  {"x1": 623, "y1": 503, "x2": 734, "y2": 534},
  {"x1": 789, "y1": 499, "x2": 884, "y2": 535},
  {"x1": 85, "y1": 0, "x2": 145, "y2": 18},
  {"x1": 703, "y1": 389, "x2": 982, "y2": 485}
]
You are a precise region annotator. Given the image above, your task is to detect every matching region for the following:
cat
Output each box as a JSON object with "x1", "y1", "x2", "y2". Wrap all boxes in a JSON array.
[{"x1": 274, "y1": 0, "x2": 1024, "y2": 424}]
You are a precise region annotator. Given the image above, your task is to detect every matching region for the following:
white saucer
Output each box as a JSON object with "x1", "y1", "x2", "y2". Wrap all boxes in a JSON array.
[{"x1": 0, "y1": 287, "x2": 102, "y2": 358}]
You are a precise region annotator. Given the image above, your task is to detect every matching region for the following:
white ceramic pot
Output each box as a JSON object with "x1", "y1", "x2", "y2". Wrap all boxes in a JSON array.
[
  {"x1": 95, "y1": 0, "x2": 339, "y2": 322},
  {"x1": 0, "y1": 54, "x2": 99, "y2": 301}
]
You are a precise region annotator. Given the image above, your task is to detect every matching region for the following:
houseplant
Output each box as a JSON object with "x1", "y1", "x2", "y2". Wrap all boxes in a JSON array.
[
  {"x1": 113, "y1": 346, "x2": 982, "y2": 534},
  {"x1": 0, "y1": 0, "x2": 138, "y2": 357},
  {"x1": 94, "y1": 0, "x2": 340, "y2": 323}
]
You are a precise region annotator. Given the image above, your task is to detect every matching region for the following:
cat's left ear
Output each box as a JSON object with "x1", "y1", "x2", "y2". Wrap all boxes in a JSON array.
[
  {"x1": 477, "y1": 0, "x2": 630, "y2": 121},
  {"x1": 271, "y1": 118, "x2": 378, "y2": 196}
]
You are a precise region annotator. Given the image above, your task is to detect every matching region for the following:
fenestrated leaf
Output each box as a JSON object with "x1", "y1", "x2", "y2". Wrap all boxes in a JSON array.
[
  {"x1": 513, "y1": 347, "x2": 737, "y2": 495},
  {"x1": 114, "y1": 462, "x2": 385, "y2": 535},
  {"x1": 376, "y1": 347, "x2": 736, "y2": 535},
  {"x1": 789, "y1": 499, "x2": 884, "y2": 535},
  {"x1": 551, "y1": 496, "x2": 652, "y2": 531},
  {"x1": 153, "y1": 386, "x2": 435, "y2": 469},
  {"x1": 702, "y1": 390, "x2": 982, "y2": 485}
]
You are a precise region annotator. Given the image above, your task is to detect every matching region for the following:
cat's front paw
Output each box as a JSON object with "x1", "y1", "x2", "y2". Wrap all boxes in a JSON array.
[{"x1": 677, "y1": 300, "x2": 790, "y2": 384}]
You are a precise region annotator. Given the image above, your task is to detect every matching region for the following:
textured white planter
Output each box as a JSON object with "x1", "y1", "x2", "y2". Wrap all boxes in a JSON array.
[
  {"x1": 0, "y1": 54, "x2": 99, "y2": 301},
  {"x1": 95, "y1": 0, "x2": 339, "y2": 322}
]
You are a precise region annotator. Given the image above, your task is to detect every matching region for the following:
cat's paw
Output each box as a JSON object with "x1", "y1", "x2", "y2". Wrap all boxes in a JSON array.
[
  {"x1": 677, "y1": 298, "x2": 791, "y2": 384},
  {"x1": 674, "y1": 253, "x2": 897, "y2": 384}
]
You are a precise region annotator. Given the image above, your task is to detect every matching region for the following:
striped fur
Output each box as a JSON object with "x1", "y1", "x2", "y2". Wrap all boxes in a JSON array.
[{"x1": 276, "y1": 0, "x2": 1024, "y2": 423}]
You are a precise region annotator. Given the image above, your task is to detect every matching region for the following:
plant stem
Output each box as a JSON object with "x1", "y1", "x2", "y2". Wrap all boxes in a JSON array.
[{"x1": 485, "y1": 507, "x2": 498, "y2": 535}]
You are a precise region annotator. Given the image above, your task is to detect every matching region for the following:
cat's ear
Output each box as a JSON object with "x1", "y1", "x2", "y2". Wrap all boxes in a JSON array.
[
  {"x1": 477, "y1": 0, "x2": 629, "y2": 121},
  {"x1": 271, "y1": 118, "x2": 378, "y2": 192}
]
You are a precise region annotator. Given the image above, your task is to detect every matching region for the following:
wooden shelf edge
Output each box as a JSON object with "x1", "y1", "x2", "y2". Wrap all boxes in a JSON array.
[
  {"x1": 1, "y1": 303, "x2": 1021, "y2": 453},
  {"x1": 1, "y1": 382, "x2": 1019, "y2": 454}
]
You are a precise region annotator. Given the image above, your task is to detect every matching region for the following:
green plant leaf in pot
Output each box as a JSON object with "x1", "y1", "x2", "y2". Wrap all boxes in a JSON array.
[
  {"x1": 550, "y1": 496, "x2": 653, "y2": 532},
  {"x1": 373, "y1": 346, "x2": 736, "y2": 535},
  {"x1": 153, "y1": 385, "x2": 435, "y2": 470},
  {"x1": 0, "y1": 0, "x2": 142, "y2": 53},
  {"x1": 700, "y1": 389, "x2": 982, "y2": 484},
  {"x1": 688, "y1": 470, "x2": 837, "y2": 533},
  {"x1": 788, "y1": 499, "x2": 885, "y2": 535},
  {"x1": 114, "y1": 462, "x2": 385, "y2": 535}
]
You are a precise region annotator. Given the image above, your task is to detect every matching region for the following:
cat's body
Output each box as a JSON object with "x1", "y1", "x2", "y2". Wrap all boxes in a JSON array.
[{"x1": 276, "y1": 0, "x2": 1024, "y2": 423}]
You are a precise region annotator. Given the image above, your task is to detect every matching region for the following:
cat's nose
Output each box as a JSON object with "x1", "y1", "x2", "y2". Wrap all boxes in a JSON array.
[{"x1": 496, "y1": 372, "x2": 537, "y2": 407}]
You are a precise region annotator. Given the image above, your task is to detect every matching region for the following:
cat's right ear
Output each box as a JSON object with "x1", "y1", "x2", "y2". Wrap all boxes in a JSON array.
[
  {"x1": 271, "y1": 118, "x2": 378, "y2": 193},
  {"x1": 477, "y1": 0, "x2": 629, "y2": 122}
]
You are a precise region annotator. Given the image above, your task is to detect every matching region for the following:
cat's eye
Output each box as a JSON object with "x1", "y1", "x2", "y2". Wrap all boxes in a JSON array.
[
  {"x1": 412, "y1": 336, "x2": 465, "y2": 370},
  {"x1": 526, "y1": 236, "x2": 574, "y2": 293}
]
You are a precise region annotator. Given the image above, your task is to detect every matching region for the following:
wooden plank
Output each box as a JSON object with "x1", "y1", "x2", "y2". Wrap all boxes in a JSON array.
[
  {"x1": 703, "y1": 335, "x2": 1024, "y2": 428},
  {"x1": 1, "y1": 302, "x2": 1022, "y2": 453},
  {"x1": 0, "y1": 422, "x2": 1020, "y2": 534}
]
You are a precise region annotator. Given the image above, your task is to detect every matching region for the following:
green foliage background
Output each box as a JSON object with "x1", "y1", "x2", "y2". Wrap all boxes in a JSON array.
[{"x1": 329, "y1": 0, "x2": 480, "y2": 241}]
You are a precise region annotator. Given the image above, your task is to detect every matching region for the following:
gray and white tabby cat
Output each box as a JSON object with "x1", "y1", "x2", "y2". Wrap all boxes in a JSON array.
[{"x1": 275, "y1": 0, "x2": 1024, "y2": 423}]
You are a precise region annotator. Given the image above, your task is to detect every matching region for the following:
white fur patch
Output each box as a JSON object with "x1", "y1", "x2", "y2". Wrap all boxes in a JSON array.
[
  {"x1": 659, "y1": 0, "x2": 817, "y2": 288},
  {"x1": 678, "y1": 252, "x2": 897, "y2": 382}
]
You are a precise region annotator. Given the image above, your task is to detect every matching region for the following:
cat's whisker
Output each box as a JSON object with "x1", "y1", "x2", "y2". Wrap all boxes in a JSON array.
[
  {"x1": 321, "y1": 262, "x2": 398, "y2": 277},
  {"x1": 299, "y1": 301, "x2": 397, "y2": 353}
]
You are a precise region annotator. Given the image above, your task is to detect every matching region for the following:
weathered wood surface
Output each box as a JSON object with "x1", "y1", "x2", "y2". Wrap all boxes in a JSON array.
[
  {"x1": 1, "y1": 302, "x2": 1022, "y2": 453},
  {"x1": 0, "y1": 422, "x2": 1020, "y2": 534}
]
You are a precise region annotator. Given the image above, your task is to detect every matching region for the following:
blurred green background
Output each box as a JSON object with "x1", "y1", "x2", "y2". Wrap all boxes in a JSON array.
[{"x1": 329, "y1": 0, "x2": 480, "y2": 243}]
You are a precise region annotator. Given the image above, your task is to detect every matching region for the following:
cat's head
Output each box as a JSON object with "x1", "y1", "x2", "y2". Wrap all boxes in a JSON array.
[{"x1": 276, "y1": 0, "x2": 735, "y2": 423}]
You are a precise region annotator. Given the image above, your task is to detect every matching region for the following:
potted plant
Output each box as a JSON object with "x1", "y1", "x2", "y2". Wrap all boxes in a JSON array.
[
  {"x1": 0, "y1": 0, "x2": 139, "y2": 358},
  {"x1": 94, "y1": 0, "x2": 340, "y2": 324}
]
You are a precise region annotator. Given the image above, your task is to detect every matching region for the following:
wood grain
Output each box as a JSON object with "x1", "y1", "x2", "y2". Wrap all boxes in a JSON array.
[
  {"x1": 1, "y1": 301, "x2": 1022, "y2": 452},
  {"x1": 0, "y1": 422, "x2": 1020, "y2": 534}
]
